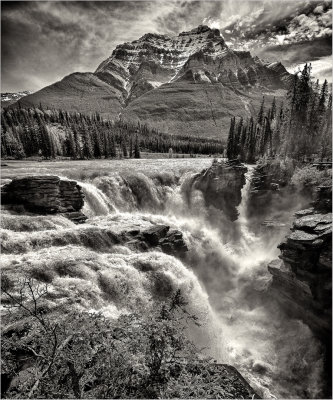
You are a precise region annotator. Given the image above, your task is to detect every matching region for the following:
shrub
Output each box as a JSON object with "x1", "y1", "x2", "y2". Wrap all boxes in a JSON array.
[
  {"x1": 291, "y1": 166, "x2": 332, "y2": 193},
  {"x1": 1, "y1": 278, "x2": 209, "y2": 399}
]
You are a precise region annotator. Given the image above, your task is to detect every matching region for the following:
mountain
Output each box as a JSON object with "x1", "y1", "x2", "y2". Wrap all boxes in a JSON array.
[
  {"x1": 13, "y1": 25, "x2": 291, "y2": 139},
  {"x1": 1, "y1": 91, "x2": 32, "y2": 107}
]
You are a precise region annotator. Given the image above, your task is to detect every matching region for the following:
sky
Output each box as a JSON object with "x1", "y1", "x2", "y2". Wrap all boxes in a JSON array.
[{"x1": 1, "y1": 0, "x2": 332, "y2": 92}]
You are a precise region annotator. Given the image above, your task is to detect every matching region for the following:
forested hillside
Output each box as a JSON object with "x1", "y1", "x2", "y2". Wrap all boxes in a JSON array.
[
  {"x1": 1, "y1": 107, "x2": 224, "y2": 159},
  {"x1": 226, "y1": 65, "x2": 332, "y2": 162}
]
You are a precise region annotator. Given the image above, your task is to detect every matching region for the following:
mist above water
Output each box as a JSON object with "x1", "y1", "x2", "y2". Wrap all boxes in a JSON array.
[{"x1": 0, "y1": 160, "x2": 324, "y2": 399}]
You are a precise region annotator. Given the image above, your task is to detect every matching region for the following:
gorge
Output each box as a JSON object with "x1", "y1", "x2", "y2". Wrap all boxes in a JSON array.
[{"x1": 1, "y1": 158, "x2": 331, "y2": 398}]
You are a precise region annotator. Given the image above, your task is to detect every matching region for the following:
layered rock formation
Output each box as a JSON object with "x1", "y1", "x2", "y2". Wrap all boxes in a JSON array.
[
  {"x1": 266, "y1": 181, "x2": 332, "y2": 388},
  {"x1": 14, "y1": 25, "x2": 290, "y2": 139},
  {"x1": 194, "y1": 159, "x2": 247, "y2": 221},
  {"x1": 1, "y1": 176, "x2": 87, "y2": 223},
  {"x1": 268, "y1": 185, "x2": 332, "y2": 340},
  {"x1": 267, "y1": 185, "x2": 332, "y2": 396}
]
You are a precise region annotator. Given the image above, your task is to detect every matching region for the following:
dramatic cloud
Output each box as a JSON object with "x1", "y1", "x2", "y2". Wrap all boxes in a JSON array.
[{"x1": 1, "y1": 0, "x2": 332, "y2": 92}]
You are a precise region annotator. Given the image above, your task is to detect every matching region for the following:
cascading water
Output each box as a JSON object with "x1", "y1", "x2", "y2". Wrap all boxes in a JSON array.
[
  {"x1": 1, "y1": 159, "x2": 325, "y2": 399},
  {"x1": 80, "y1": 181, "x2": 117, "y2": 216}
]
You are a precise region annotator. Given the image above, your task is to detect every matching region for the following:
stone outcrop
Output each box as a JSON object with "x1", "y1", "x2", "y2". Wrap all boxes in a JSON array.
[
  {"x1": 267, "y1": 185, "x2": 332, "y2": 395},
  {"x1": 268, "y1": 185, "x2": 332, "y2": 340},
  {"x1": 194, "y1": 159, "x2": 247, "y2": 221},
  {"x1": 268, "y1": 186, "x2": 332, "y2": 339},
  {"x1": 1, "y1": 176, "x2": 87, "y2": 223},
  {"x1": 124, "y1": 225, "x2": 188, "y2": 257}
]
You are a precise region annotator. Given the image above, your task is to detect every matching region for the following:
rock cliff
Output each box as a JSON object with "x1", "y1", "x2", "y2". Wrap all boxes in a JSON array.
[
  {"x1": 1, "y1": 176, "x2": 87, "y2": 223},
  {"x1": 194, "y1": 159, "x2": 247, "y2": 221},
  {"x1": 268, "y1": 185, "x2": 332, "y2": 339},
  {"x1": 267, "y1": 185, "x2": 332, "y2": 395}
]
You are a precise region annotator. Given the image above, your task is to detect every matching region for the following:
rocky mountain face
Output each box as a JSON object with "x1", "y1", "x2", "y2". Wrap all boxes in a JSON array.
[
  {"x1": 15, "y1": 26, "x2": 291, "y2": 139},
  {"x1": 96, "y1": 25, "x2": 290, "y2": 100}
]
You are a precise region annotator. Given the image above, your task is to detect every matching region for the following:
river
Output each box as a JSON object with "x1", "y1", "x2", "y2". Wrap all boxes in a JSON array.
[{"x1": 0, "y1": 159, "x2": 324, "y2": 398}]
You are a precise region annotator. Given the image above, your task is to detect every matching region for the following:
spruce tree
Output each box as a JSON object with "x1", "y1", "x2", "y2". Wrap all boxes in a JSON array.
[
  {"x1": 257, "y1": 97, "x2": 265, "y2": 125},
  {"x1": 134, "y1": 134, "x2": 141, "y2": 159},
  {"x1": 226, "y1": 117, "x2": 235, "y2": 159}
]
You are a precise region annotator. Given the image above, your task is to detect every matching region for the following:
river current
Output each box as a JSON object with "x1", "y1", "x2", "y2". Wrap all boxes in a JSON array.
[{"x1": 1, "y1": 159, "x2": 325, "y2": 398}]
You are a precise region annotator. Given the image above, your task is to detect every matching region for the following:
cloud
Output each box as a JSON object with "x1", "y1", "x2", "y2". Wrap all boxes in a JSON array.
[{"x1": 1, "y1": 0, "x2": 332, "y2": 92}]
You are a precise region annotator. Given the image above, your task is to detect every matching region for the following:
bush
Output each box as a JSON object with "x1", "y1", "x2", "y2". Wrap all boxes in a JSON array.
[
  {"x1": 291, "y1": 166, "x2": 332, "y2": 193},
  {"x1": 1, "y1": 278, "x2": 211, "y2": 399}
]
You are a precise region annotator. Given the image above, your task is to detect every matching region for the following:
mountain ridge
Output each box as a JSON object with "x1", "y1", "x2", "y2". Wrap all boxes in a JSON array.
[{"x1": 11, "y1": 25, "x2": 291, "y2": 139}]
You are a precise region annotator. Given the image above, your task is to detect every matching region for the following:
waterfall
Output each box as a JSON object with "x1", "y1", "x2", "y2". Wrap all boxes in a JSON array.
[
  {"x1": 1, "y1": 161, "x2": 325, "y2": 399},
  {"x1": 80, "y1": 181, "x2": 117, "y2": 217},
  {"x1": 236, "y1": 166, "x2": 258, "y2": 254}
]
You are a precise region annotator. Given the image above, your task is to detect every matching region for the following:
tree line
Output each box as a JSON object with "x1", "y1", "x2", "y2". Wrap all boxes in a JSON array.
[
  {"x1": 227, "y1": 64, "x2": 332, "y2": 162},
  {"x1": 1, "y1": 107, "x2": 224, "y2": 159}
]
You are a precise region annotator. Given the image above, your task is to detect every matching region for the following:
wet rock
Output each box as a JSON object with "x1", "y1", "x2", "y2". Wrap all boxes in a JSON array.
[
  {"x1": 268, "y1": 186, "x2": 332, "y2": 341},
  {"x1": 124, "y1": 225, "x2": 188, "y2": 257},
  {"x1": 194, "y1": 159, "x2": 247, "y2": 221},
  {"x1": 160, "y1": 229, "x2": 188, "y2": 255},
  {"x1": 60, "y1": 211, "x2": 87, "y2": 224},
  {"x1": 142, "y1": 225, "x2": 170, "y2": 245},
  {"x1": 1, "y1": 176, "x2": 86, "y2": 223}
]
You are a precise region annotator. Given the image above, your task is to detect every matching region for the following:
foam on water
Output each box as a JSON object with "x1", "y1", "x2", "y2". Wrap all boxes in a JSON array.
[{"x1": 1, "y1": 161, "x2": 325, "y2": 398}]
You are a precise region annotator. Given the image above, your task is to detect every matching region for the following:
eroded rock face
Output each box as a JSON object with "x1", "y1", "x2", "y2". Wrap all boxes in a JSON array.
[
  {"x1": 123, "y1": 225, "x2": 188, "y2": 257},
  {"x1": 268, "y1": 185, "x2": 332, "y2": 340},
  {"x1": 194, "y1": 159, "x2": 247, "y2": 221},
  {"x1": 1, "y1": 176, "x2": 87, "y2": 223},
  {"x1": 267, "y1": 185, "x2": 332, "y2": 396}
]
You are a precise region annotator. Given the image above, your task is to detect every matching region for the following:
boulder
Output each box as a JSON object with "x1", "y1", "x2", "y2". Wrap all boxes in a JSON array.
[
  {"x1": 142, "y1": 225, "x2": 170, "y2": 245},
  {"x1": 1, "y1": 176, "x2": 87, "y2": 223},
  {"x1": 194, "y1": 159, "x2": 247, "y2": 221},
  {"x1": 124, "y1": 225, "x2": 188, "y2": 257},
  {"x1": 160, "y1": 229, "x2": 188, "y2": 255}
]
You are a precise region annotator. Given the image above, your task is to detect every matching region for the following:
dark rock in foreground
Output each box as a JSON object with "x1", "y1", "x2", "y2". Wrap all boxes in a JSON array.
[
  {"x1": 194, "y1": 159, "x2": 247, "y2": 221},
  {"x1": 1, "y1": 176, "x2": 87, "y2": 224}
]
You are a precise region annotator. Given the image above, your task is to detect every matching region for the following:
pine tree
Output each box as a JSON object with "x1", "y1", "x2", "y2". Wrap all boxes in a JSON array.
[
  {"x1": 81, "y1": 122, "x2": 93, "y2": 159},
  {"x1": 110, "y1": 135, "x2": 117, "y2": 158},
  {"x1": 129, "y1": 136, "x2": 133, "y2": 158},
  {"x1": 226, "y1": 117, "x2": 235, "y2": 159},
  {"x1": 317, "y1": 79, "x2": 328, "y2": 115},
  {"x1": 246, "y1": 117, "x2": 256, "y2": 163},
  {"x1": 269, "y1": 97, "x2": 276, "y2": 120},
  {"x1": 134, "y1": 134, "x2": 141, "y2": 159},
  {"x1": 257, "y1": 97, "x2": 265, "y2": 125}
]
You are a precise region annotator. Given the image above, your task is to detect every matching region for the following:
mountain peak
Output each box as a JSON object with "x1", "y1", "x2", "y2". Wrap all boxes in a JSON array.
[{"x1": 179, "y1": 25, "x2": 221, "y2": 37}]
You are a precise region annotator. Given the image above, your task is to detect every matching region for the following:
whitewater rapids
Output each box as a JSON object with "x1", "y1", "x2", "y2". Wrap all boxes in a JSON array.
[{"x1": 0, "y1": 159, "x2": 325, "y2": 399}]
